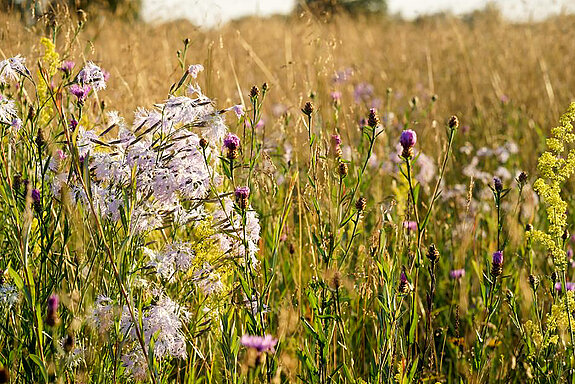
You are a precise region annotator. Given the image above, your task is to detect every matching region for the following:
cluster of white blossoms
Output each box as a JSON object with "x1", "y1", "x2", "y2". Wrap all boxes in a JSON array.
[
  {"x1": 145, "y1": 242, "x2": 195, "y2": 282},
  {"x1": 0, "y1": 54, "x2": 260, "y2": 379},
  {"x1": 0, "y1": 283, "x2": 19, "y2": 315},
  {"x1": 90, "y1": 294, "x2": 189, "y2": 379},
  {"x1": 48, "y1": 63, "x2": 259, "y2": 378}
]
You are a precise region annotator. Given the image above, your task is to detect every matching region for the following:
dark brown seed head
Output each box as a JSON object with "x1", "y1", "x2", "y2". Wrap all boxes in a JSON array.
[
  {"x1": 302, "y1": 101, "x2": 314, "y2": 117},
  {"x1": 448, "y1": 115, "x2": 459, "y2": 129},
  {"x1": 250, "y1": 85, "x2": 260, "y2": 98},
  {"x1": 525, "y1": 223, "x2": 533, "y2": 232},
  {"x1": 183, "y1": 38, "x2": 190, "y2": 45},
  {"x1": 199, "y1": 138, "x2": 208, "y2": 149},
  {"x1": 35, "y1": 129, "x2": 45, "y2": 149},
  {"x1": 367, "y1": 108, "x2": 380, "y2": 128},
  {"x1": 355, "y1": 197, "x2": 367, "y2": 212},
  {"x1": 288, "y1": 243, "x2": 295, "y2": 255},
  {"x1": 261, "y1": 82, "x2": 268, "y2": 93},
  {"x1": 427, "y1": 244, "x2": 440, "y2": 263},
  {"x1": 13, "y1": 173, "x2": 21, "y2": 192},
  {"x1": 517, "y1": 171, "x2": 528, "y2": 185},
  {"x1": 563, "y1": 229, "x2": 569, "y2": 241}
]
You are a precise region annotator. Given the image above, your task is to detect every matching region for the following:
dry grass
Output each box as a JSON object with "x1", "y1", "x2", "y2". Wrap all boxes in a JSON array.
[{"x1": 2, "y1": 9, "x2": 574, "y2": 154}]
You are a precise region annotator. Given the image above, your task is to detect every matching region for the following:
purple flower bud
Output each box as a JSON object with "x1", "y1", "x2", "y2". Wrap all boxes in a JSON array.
[
  {"x1": 31, "y1": 188, "x2": 41, "y2": 203},
  {"x1": 493, "y1": 177, "x2": 503, "y2": 192},
  {"x1": 492, "y1": 251, "x2": 503, "y2": 265},
  {"x1": 69, "y1": 119, "x2": 78, "y2": 131},
  {"x1": 449, "y1": 269, "x2": 466, "y2": 279},
  {"x1": 400, "y1": 130, "x2": 417, "y2": 149},
  {"x1": 331, "y1": 134, "x2": 342, "y2": 146},
  {"x1": 58, "y1": 60, "x2": 75, "y2": 75},
  {"x1": 47, "y1": 294, "x2": 59, "y2": 313},
  {"x1": 400, "y1": 270, "x2": 408, "y2": 283},
  {"x1": 223, "y1": 133, "x2": 240, "y2": 151},
  {"x1": 235, "y1": 186, "x2": 250, "y2": 201},
  {"x1": 330, "y1": 91, "x2": 341, "y2": 103}
]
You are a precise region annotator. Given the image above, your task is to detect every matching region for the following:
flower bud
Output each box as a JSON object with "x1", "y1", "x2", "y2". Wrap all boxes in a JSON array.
[
  {"x1": 302, "y1": 101, "x2": 314, "y2": 117},
  {"x1": 427, "y1": 244, "x2": 440, "y2": 263},
  {"x1": 491, "y1": 251, "x2": 503, "y2": 277},
  {"x1": 400, "y1": 130, "x2": 417, "y2": 159},
  {"x1": 234, "y1": 186, "x2": 250, "y2": 210},
  {"x1": 355, "y1": 197, "x2": 367, "y2": 212},
  {"x1": 493, "y1": 177, "x2": 503, "y2": 193},
  {"x1": 367, "y1": 108, "x2": 380, "y2": 128},
  {"x1": 448, "y1": 115, "x2": 459, "y2": 129},
  {"x1": 398, "y1": 270, "x2": 410, "y2": 294},
  {"x1": 250, "y1": 85, "x2": 260, "y2": 98},
  {"x1": 46, "y1": 294, "x2": 59, "y2": 327}
]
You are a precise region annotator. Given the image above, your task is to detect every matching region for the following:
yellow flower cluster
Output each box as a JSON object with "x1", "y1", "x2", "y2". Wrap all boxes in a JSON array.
[
  {"x1": 37, "y1": 37, "x2": 60, "y2": 128},
  {"x1": 530, "y1": 102, "x2": 575, "y2": 268}
]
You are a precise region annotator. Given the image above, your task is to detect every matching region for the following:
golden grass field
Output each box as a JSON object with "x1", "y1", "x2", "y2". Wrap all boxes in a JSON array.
[
  {"x1": 3, "y1": 7, "x2": 575, "y2": 161},
  {"x1": 2, "y1": 5, "x2": 575, "y2": 382}
]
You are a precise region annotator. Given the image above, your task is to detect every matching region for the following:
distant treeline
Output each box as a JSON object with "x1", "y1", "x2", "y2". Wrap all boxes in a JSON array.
[
  {"x1": 0, "y1": 0, "x2": 141, "y2": 20},
  {"x1": 299, "y1": 0, "x2": 387, "y2": 15}
]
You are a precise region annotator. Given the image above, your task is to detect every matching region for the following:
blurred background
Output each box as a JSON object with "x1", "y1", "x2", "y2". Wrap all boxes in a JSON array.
[{"x1": 2, "y1": 0, "x2": 575, "y2": 25}]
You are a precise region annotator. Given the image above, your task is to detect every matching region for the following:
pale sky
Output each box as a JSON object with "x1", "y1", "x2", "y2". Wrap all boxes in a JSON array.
[{"x1": 142, "y1": 0, "x2": 575, "y2": 26}]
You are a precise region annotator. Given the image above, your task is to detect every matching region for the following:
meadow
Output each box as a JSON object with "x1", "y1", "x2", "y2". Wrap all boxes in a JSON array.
[{"x1": 1, "y1": 5, "x2": 575, "y2": 383}]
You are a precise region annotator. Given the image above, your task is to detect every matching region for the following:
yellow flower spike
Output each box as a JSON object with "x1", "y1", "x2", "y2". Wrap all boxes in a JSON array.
[{"x1": 532, "y1": 102, "x2": 575, "y2": 269}]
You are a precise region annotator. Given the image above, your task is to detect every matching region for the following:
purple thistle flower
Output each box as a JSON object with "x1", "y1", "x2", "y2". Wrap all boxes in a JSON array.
[
  {"x1": 400, "y1": 270, "x2": 408, "y2": 283},
  {"x1": 223, "y1": 133, "x2": 240, "y2": 151},
  {"x1": 449, "y1": 269, "x2": 466, "y2": 280},
  {"x1": 235, "y1": 186, "x2": 251, "y2": 210},
  {"x1": 58, "y1": 60, "x2": 75, "y2": 75},
  {"x1": 492, "y1": 251, "x2": 503, "y2": 265},
  {"x1": 235, "y1": 186, "x2": 250, "y2": 201},
  {"x1": 493, "y1": 177, "x2": 503, "y2": 192},
  {"x1": 240, "y1": 334, "x2": 278, "y2": 353},
  {"x1": 403, "y1": 220, "x2": 417, "y2": 232},
  {"x1": 400, "y1": 130, "x2": 417, "y2": 149},
  {"x1": 31, "y1": 188, "x2": 41, "y2": 203},
  {"x1": 69, "y1": 84, "x2": 91, "y2": 103},
  {"x1": 330, "y1": 91, "x2": 341, "y2": 103},
  {"x1": 555, "y1": 282, "x2": 575, "y2": 292},
  {"x1": 47, "y1": 294, "x2": 59, "y2": 313}
]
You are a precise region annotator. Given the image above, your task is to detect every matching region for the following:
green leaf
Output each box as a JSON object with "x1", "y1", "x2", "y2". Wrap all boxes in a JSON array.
[{"x1": 29, "y1": 354, "x2": 48, "y2": 383}]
